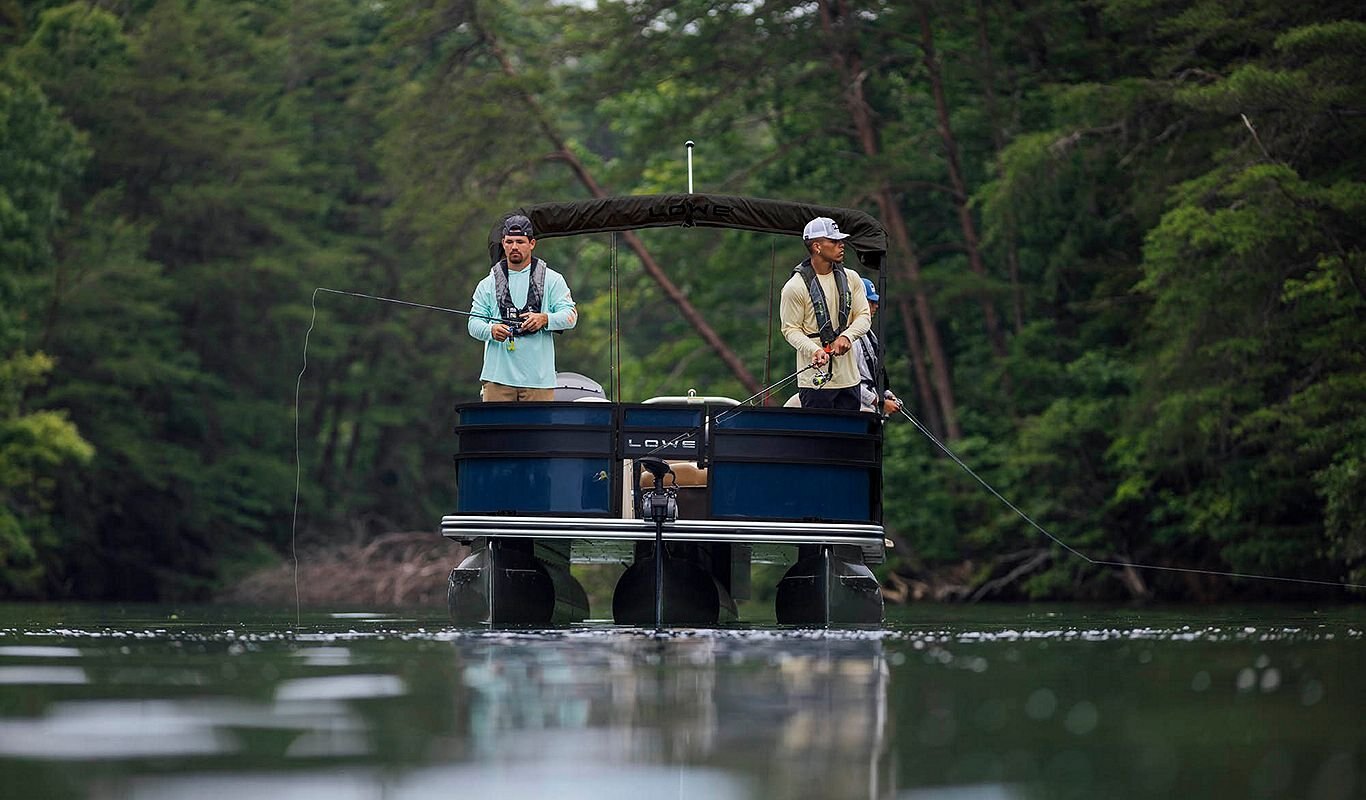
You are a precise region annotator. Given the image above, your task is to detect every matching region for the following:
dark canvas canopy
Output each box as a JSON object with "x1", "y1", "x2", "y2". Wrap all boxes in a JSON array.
[{"x1": 487, "y1": 193, "x2": 888, "y2": 270}]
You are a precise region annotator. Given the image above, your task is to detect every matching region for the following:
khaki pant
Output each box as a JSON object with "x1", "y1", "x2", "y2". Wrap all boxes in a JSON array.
[{"x1": 481, "y1": 381, "x2": 555, "y2": 402}]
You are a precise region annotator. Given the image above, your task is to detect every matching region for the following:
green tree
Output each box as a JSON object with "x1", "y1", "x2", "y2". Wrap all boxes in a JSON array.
[
  {"x1": 0, "y1": 352, "x2": 93, "y2": 595},
  {"x1": 0, "y1": 61, "x2": 93, "y2": 595},
  {"x1": 1116, "y1": 19, "x2": 1366, "y2": 589}
]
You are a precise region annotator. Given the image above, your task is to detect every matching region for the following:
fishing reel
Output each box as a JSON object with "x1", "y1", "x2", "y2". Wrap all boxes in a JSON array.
[
  {"x1": 503, "y1": 316, "x2": 550, "y2": 338},
  {"x1": 638, "y1": 457, "x2": 678, "y2": 523},
  {"x1": 501, "y1": 316, "x2": 534, "y2": 350},
  {"x1": 811, "y1": 343, "x2": 834, "y2": 386}
]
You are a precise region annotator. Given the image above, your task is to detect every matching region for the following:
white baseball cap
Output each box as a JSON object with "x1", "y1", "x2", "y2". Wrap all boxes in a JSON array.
[{"x1": 802, "y1": 216, "x2": 849, "y2": 241}]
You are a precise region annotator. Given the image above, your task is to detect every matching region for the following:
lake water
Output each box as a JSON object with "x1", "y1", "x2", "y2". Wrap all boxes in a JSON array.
[{"x1": 0, "y1": 602, "x2": 1360, "y2": 799}]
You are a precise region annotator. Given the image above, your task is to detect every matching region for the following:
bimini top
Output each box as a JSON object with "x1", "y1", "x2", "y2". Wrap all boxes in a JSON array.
[{"x1": 488, "y1": 193, "x2": 888, "y2": 269}]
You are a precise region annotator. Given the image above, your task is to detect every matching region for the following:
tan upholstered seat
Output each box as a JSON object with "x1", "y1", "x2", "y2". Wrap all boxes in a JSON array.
[
  {"x1": 637, "y1": 460, "x2": 708, "y2": 519},
  {"x1": 640, "y1": 460, "x2": 708, "y2": 489}
]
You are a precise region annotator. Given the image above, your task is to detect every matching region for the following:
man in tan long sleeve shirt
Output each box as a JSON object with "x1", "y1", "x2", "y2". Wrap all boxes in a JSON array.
[{"x1": 779, "y1": 217, "x2": 871, "y2": 410}]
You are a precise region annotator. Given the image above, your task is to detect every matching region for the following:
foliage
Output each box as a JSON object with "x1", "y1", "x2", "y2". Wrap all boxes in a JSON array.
[
  {"x1": 0, "y1": 351, "x2": 93, "y2": 595},
  {"x1": 0, "y1": 0, "x2": 1362, "y2": 601},
  {"x1": 0, "y1": 59, "x2": 93, "y2": 594}
]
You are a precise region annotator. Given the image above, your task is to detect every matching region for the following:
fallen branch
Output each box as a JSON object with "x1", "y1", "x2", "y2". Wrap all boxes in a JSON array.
[
  {"x1": 221, "y1": 532, "x2": 466, "y2": 609},
  {"x1": 969, "y1": 549, "x2": 1052, "y2": 602}
]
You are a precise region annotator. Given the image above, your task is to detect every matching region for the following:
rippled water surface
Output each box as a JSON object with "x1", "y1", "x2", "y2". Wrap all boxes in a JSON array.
[{"x1": 0, "y1": 603, "x2": 1361, "y2": 799}]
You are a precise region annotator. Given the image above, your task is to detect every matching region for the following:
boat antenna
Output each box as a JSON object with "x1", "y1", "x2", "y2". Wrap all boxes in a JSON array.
[
  {"x1": 764, "y1": 239, "x2": 776, "y2": 404},
  {"x1": 685, "y1": 140, "x2": 694, "y2": 194},
  {"x1": 610, "y1": 232, "x2": 621, "y2": 402}
]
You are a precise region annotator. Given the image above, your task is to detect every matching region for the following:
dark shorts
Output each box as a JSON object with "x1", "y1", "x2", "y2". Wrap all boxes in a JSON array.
[{"x1": 798, "y1": 386, "x2": 860, "y2": 411}]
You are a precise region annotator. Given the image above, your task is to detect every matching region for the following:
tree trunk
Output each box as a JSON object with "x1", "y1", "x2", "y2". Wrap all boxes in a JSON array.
[
  {"x1": 818, "y1": 0, "x2": 961, "y2": 439},
  {"x1": 343, "y1": 389, "x2": 369, "y2": 477},
  {"x1": 475, "y1": 12, "x2": 761, "y2": 395},
  {"x1": 895, "y1": 295, "x2": 945, "y2": 437},
  {"x1": 316, "y1": 388, "x2": 346, "y2": 493},
  {"x1": 918, "y1": 4, "x2": 1009, "y2": 363},
  {"x1": 879, "y1": 195, "x2": 961, "y2": 440}
]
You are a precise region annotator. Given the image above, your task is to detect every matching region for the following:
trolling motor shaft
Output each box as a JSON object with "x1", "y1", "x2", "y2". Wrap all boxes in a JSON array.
[{"x1": 638, "y1": 457, "x2": 677, "y2": 629}]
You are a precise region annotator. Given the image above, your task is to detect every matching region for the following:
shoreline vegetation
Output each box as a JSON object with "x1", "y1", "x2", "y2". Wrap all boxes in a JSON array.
[
  {"x1": 221, "y1": 532, "x2": 1353, "y2": 610},
  {"x1": 218, "y1": 533, "x2": 467, "y2": 609},
  {"x1": 4, "y1": 1, "x2": 1363, "y2": 605}
]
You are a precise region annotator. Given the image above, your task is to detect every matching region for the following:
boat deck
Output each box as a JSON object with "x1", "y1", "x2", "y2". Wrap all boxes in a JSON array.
[{"x1": 441, "y1": 515, "x2": 887, "y2": 564}]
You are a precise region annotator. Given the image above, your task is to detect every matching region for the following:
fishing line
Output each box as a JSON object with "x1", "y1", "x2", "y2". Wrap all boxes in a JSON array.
[
  {"x1": 895, "y1": 405, "x2": 1366, "y2": 591},
  {"x1": 309, "y1": 287, "x2": 504, "y2": 323},
  {"x1": 295, "y1": 286, "x2": 1352, "y2": 598},
  {"x1": 290, "y1": 292, "x2": 321, "y2": 626},
  {"x1": 290, "y1": 286, "x2": 494, "y2": 626}
]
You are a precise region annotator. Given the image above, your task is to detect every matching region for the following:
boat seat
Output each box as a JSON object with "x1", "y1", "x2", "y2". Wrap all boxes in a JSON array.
[{"x1": 640, "y1": 460, "x2": 707, "y2": 488}]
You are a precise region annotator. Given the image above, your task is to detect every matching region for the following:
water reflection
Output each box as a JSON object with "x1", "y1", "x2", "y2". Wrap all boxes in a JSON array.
[
  {"x1": 884, "y1": 610, "x2": 1364, "y2": 800},
  {"x1": 451, "y1": 632, "x2": 894, "y2": 798},
  {"x1": 0, "y1": 699, "x2": 238, "y2": 759},
  {"x1": 114, "y1": 762, "x2": 749, "y2": 799},
  {"x1": 0, "y1": 620, "x2": 896, "y2": 799},
  {"x1": 0, "y1": 606, "x2": 1361, "y2": 800}
]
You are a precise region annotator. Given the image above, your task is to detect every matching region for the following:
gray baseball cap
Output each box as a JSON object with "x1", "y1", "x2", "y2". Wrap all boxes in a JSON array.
[{"x1": 802, "y1": 216, "x2": 849, "y2": 241}]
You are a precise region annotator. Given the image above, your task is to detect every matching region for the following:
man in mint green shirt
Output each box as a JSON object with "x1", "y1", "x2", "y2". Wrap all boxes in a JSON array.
[{"x1": 467, "y1": 214, "x2": 578, "y2": 401}]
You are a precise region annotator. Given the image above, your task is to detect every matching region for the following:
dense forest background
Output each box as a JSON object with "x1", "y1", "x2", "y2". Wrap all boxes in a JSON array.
[{"x1": 2, "y1": 0, "x2": 1362, "y2": 603}]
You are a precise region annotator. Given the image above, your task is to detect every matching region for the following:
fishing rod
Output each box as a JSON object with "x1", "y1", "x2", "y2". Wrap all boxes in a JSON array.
[
  {"x1": 638, "y1": 332, "x2": 852, "y2": 460},
  {"x1": 642, "y1": 337, "x2": 847, "y2": 458},
  {"x1": 892, "y1": 404, "x2": 1366, "y2": 592},
  {"x1": 640, "y1": 361, "x2": 822, "y2": 461},
  {"x1": 312, "y1": 287, "x2": 545, "y2": 335}
]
